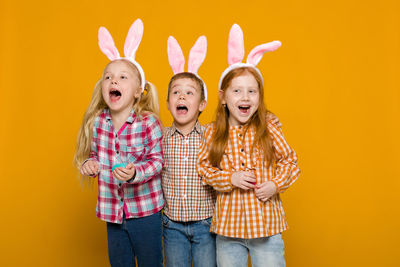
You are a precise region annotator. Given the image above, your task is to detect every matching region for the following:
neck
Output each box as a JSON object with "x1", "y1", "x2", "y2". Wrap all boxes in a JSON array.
[
  {"x1": 110, "y1": 108, "x2": 132, "y2": 131},
  {"x1": 174, "y1": 119, "x2": 197, "y2": 136}
]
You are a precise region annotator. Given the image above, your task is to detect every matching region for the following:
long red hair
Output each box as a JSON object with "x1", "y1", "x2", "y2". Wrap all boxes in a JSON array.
[{"x1": 208, "y1": 67, "x2": 275, "y2": 168}]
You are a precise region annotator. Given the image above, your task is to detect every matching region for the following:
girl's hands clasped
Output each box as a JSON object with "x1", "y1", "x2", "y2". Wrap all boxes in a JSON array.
[
  {"x1": 231, "y1": 171, "x2": 256, "y2": 190},
  {"x1": 113, "y1": 163, "x2": 136, "y2": 182}
]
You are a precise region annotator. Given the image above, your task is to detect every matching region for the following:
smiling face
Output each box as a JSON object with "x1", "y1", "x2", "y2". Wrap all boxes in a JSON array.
[
  {"x1": 167, "y1": 77, "x2": 206, "y2": 130},
  {"x1": 101, "y1": 60, "x2": 141, "y2": 117},
  {"x1": 220, "y1": 72, "x2": 260, "y2": 126}
]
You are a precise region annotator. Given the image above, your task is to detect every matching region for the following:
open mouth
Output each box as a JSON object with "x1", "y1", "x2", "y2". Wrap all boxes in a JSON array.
[
  {"x1": 176, "y1": 104, "x2": 188, "y2": 115},
  {"x1": 109, "y1": 89, "x2": 122, "y2": 101},
  {"x1": 238, "y1": 105, "x2": 250, "y2": 114}
]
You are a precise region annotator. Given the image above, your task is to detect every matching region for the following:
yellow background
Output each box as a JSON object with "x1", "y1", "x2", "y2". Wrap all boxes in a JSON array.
[{"x1": 1, "y1": 0, "x2": 399, "y2": 266}]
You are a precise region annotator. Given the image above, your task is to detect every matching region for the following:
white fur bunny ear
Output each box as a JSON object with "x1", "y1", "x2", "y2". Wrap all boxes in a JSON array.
[
  {"x1": 247, "y1": 41, "x2": 281, "y2": 66},
  {"x1": 167, "y1": 36, "x2": 185, "y2": 74},
  {"x1": 228, "y1": 24, "x2": 245, "y2": 65},
  {"x1": 98, "y1": 27, "x2": 120, "y2": 60},
  {"x1": 188, "y1": 36, "x2": 207, "y2": 74},
  {"x1": 124, "y1": 19, "x2": 144, "y2": 60}
]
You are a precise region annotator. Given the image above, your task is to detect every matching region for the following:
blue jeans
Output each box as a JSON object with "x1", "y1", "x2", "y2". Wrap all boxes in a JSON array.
[
  {"x1": 162, "y1": 214, "x2": 216, "y2": 267},
  {"x1": 106, "y1": 211, "x2": 163, "y2": 267},
  {"x1": 216, "y1": 234, "x2": 285, "y2": 267}
]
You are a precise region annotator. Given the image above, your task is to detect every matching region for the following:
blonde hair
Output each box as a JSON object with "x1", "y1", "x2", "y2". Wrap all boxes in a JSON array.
[
  {"x1": 208, "y1": 67, "x2": 275, "y2": 168},
  {"x1": 73, "y1": 59, "x2": 159, "y2": 170}
]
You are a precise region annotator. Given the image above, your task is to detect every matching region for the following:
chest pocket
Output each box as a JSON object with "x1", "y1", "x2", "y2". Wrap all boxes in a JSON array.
[{"x1": 121, "y1": 145, "x2": 146, "y2": 163}]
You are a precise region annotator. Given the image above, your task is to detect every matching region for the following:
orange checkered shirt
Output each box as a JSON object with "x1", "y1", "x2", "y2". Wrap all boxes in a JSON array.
[{"x1": 197, "y1": 118, "x2": 300, "y2": 238}]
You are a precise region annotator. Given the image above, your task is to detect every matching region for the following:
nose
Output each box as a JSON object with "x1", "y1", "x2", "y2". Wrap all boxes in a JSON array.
[
  {"x1": 178, "y1": 93, "x2": 185, "y2": 99},
  {"x1": 242, "y1": 91, "x2": 249, "y2": 100}
]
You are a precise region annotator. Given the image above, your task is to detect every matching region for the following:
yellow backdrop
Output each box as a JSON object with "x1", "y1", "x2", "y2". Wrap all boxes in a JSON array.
[{"x1": 1, "y1": 0, "x2": 399, "y2": 266}]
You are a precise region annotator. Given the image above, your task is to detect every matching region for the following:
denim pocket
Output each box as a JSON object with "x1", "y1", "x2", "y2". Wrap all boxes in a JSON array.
[
  {"x1": 162, "y1": 214, "x2": 171, "y2": 227},
  {"x1": 200, "y1": 217, "x2": 212, "y2": 227}
]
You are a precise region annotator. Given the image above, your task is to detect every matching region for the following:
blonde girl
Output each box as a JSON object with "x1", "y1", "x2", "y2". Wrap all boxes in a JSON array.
[{"x1": 74, "y1": 19, "x2": 164, "y2": 267}]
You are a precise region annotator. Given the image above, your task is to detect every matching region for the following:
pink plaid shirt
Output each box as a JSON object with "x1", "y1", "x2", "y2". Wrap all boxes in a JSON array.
[{"x1": 89, "y1": 109, "x2": 164, "y2": 224}]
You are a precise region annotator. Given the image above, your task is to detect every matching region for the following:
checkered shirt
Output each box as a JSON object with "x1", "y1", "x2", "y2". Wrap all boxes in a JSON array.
[
  {"x1": 162, "y1": 121, "x2": 216, "y2": 221},
  {"x1": 197, "y1": 118, "x2": 300, "y2": 238},
  {"x1": 88, "y1": 109, "x2": 164, "y2": 224}
]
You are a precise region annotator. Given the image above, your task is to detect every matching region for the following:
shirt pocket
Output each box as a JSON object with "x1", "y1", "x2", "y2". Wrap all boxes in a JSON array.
[{"x1": 121, "y1": 145, "x2": 146, "y2": 163}]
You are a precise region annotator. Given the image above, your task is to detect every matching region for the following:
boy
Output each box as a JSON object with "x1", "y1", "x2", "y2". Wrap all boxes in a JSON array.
[{"x1": 162, "y1": 72, "x2": 216, "y2": 267}]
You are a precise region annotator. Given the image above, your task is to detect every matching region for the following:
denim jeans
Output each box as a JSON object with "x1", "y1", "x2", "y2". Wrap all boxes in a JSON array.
[
  {"x1": 162, "y1": 214, "x2": 216, "y2": 267},
  {"x1": 106, "y1": 211, "x2": 163, "y2": 267},
  {"x1": 216, "y1": 234, "x2": 285, "y2": 267}
]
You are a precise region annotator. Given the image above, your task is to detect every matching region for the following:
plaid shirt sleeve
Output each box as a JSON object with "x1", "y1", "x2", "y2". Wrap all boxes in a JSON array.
[
  {"x1": 197, "y1": 124, "x2": 234, "y2": 192},
  {"x1": 130, "y1": 114, "x2": 163, "y2": 184},
  {"x1": 268, "y1": 121, "x2": 300, "y2": 193}
]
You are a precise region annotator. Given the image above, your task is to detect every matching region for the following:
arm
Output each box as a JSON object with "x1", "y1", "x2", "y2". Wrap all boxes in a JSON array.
[
  {"x1": 80, "y1": 120, "x2": 100, "y2": 177},
  {"x1": 128, "y1": 115, "x2": 163, "y2": 184},
  {"x1": 197, "y1": 124, "x2": 234, "y2": 192},
  {"x1": 268, "y1": 120, "x2": 300, "y2": 194}
]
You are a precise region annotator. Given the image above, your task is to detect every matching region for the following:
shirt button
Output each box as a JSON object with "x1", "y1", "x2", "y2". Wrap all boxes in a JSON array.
[
  {"x1": 116, "y1": 151, "x2": 119, "y2": 154},
  {"x1": 115, "y1": 133, "x2": 118, "y2": 138},
  {"x1": 241, "y1": 162, "x2": 245, "y2": 167},
  {"x1": 239, "y1": 134, "x2": 242, "y2": 137},
  {"x1": 240, "y1": 148, "x2": 244, "y2": 152}
]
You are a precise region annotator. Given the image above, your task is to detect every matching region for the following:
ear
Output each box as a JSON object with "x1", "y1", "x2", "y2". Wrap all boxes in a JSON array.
[
  {"x1": 167, "y1": 36, "x2": 185, "y2": 74},
  {"x1": 198, "y1": 99, "x2": 207, "y2": 112},
  {"x1": 246, "y1": 41, "x2": 281, "y2": 66},
  {"x1": 98, "y1": 27, "x2": 120, "y2": 60},
  {"x1": 219, "y1": 89, "x2": 226, "y2": 104},
  {"x1": 188, "y1": 36, "x2": 207, "y2": 74},
  {"x1": 124, "y1": 19, "x2": 144, "y2": 60},
  {"x1": 228, "y1": 24, "x2": 245, "y2": 65}
]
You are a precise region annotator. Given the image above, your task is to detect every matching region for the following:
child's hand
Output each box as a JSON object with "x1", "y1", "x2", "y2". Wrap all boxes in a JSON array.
[
  {"x1": 80, "y1": 160, "x2": 99, "y2": 177},
  {"x1": 231, "y1": 171, "x2": 256, "y2": 190},
  {"x1": 112, "y1": 163, "x2": 136, "y2": 182},
  {"x1": 254, "y1": 181, "x2": 277, "y2": 202}
]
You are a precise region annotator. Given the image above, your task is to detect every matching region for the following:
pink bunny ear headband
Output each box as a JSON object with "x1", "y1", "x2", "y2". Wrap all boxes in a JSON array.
[
  {"x1": 219, "y1": 24, "x2": 282, "y2": 89},
  {"x1": 167, "y1": 35, "x2": 208, "y2": 101},
  {"x1": 98, "y1": 18, "x2": 146, "y2": 92}
]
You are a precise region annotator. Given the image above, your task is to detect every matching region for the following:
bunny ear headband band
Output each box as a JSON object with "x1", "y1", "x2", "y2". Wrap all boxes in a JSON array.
[
  {"x1": 167, "y1": 35, "x2": 208, "y2": 101},
  {"x1": 98, "y1": 18, "x2": 146, "y2": 92},
  {"x1": 219, "y1": 24, "x2": 282, "y2": 89}
]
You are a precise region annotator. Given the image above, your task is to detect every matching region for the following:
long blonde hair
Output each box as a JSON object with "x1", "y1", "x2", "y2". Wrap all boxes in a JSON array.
[
  {"x1": 208, "y1": 67, "x2": 275, "y2": 168},
  {"x1": 73, "y1": 59, "x2": 160, "y2": 169}
]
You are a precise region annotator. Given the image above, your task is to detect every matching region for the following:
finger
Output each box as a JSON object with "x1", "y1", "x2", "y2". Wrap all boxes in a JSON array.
[
  {"x1": 241, "y1": 181, "x2": 255, "y2": 190},
  {"x1": 115, "y1": 168, "x2": 130, "y2": 180},
  {"x1": 125, "y1": 163, "x2": 134, "y2": 169}
]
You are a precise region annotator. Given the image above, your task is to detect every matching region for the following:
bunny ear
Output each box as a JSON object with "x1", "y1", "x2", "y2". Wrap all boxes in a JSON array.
[
  {"x1": 188, "y1": 36, "x2": 207, "y2": 74},
  {"x1": 246, "y1": 41, "x2": 281, "y2": 66},
  {"x1": 228, "y1": 24, "x2": 245, "y2": 65},
  {"x1": 98, "y1": 27, "x2": 120, "y2": 60},
  {"x1": 124, "y1": 19, "x2": 144, "y2": 60},
  {"x1": 167, "y1": 36, "x2": 185, "y2": 74}
]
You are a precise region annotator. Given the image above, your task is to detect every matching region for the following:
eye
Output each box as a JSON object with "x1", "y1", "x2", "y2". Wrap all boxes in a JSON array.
[
  {"x1": 120, "y1": 75, "x2": 127, "y2": 79},
  {"x1": 104, "y1": 76, "x2": 111, "y2": 80},
  {"x1": 233, "y1": 89, "x2": 240, "y2": 93},
  {"x1": 172, "y1": 90, "x2": 179, "y2": 95},
  {"x1": 187, "y1": 91, "x2": 194, "y2": 95}
]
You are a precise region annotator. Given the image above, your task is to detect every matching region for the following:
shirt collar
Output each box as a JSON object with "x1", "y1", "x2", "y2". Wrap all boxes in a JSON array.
[
  {"x1": 104, "y1": 108, "x2": 137, "y2": 124},
  {"x1": 167, "y1": 120, "x2": 202, "y2": 137}
]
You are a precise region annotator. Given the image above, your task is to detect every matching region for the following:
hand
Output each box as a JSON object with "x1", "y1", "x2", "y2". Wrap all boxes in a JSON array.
[
  {"x1": 112, "y1": 163, "x2": 136, "y2": 182},
  {"x1": 254, "y1": 181, "x2": 277, "y2": 202},
  {"x1": 80, "y1": 160, "x2": 99, "y2": 177},
  {"x1": 231, "y1": 171, "x2": 256, "y2": 190}
]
